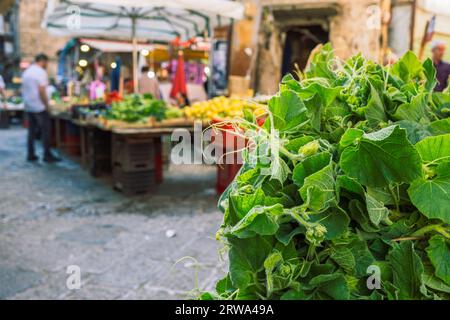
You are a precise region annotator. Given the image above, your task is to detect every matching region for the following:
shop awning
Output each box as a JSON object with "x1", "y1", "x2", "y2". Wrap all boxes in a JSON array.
[
  {"x1": 79, "y1": 38, "x2": 166, "y2": 53},
  {"x1": 42, "y1": 0, "x2": 244, "y2": 41}
]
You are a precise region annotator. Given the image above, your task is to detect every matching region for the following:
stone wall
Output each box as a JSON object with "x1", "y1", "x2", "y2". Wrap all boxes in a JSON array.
[
  {"x1": 19, "y1": 0, "x2": 70, "y2": 77},
  {"x1": 247, "y1": 0, "x2": 382, "y2": 94}
]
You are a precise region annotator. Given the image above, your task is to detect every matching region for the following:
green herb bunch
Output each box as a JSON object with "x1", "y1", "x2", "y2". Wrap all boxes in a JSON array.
[
  {"x1": 105, "y1": 94, "x2": 168, "y2": 122},
  {"x1": 201, "y1": 44, "x2": 450, "y2": 300}
]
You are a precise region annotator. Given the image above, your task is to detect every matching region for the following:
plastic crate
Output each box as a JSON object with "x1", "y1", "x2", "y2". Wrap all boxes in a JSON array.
[
  {"x1": 59, "y1": 120, "x2": 81, "y2": 157},
  {"x1": 0, "y1": 110, "x2": 10, "y2": 129},
  {"x1": 112, "y1": 134, "x2": 157, "y2": 172},
  {"x1": 113, "y1": 167, "x2": 157, "y2": 195},
  {"x1": 88, "y1": 129, "x2": 112, "y2": 177}
]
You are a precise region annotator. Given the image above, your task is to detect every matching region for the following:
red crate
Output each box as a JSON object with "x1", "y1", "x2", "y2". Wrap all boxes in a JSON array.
[
  {"x1": 210, "y1": 119, "x2": 246, "y2": 152},
  {"x1": 216, "y1": 162, "x2": 242, "y2": 195}
]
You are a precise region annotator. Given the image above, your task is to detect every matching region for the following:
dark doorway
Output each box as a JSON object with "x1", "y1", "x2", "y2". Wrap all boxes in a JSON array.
[{"x1": 281, "y1": 25, "x2": 329, "y2": 78}]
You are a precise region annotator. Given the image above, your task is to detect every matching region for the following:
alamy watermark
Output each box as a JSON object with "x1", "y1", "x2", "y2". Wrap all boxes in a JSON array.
[
  {"x1": 66, "y1": 265, "x2": 81, "y2": 290},
  {"x1": 66, "y1": 5, "x2": 81, "y2": 30}
]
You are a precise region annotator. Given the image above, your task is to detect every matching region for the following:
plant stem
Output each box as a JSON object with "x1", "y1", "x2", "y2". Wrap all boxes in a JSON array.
[{"x1": 411, "y1": 224, "x2": 450, "y2": 238}]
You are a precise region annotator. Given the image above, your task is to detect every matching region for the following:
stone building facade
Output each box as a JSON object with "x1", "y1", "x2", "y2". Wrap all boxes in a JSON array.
[
  {"x1": 230, "y1": 0, "x2": 383, "y2": 95},
  {"x1": 18, "y1": 0, "x2": 70, "y2": 77}
]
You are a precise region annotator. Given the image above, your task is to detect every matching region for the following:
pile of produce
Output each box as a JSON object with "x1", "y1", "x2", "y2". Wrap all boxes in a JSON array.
[
  {"x1": 184, "y1": 96, "x2": 265, "y2": 121},
  {"x1": 202, "y1": 45, "x2": 450, "y2": 300},
  {"x1": 104, "y1": 94, "x2": 182, "y2": 123},
  {"x1": 7, "y1": 96, "x2": 23, "y2": 105}
]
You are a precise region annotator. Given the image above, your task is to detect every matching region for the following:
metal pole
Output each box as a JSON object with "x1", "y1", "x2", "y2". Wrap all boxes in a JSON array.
[
  {"x1": 132, "y1": 16, "x2": 138, "y2": 94},
  {"x1": 410, "y1": 0, "x2": 417, "y2": 51}
]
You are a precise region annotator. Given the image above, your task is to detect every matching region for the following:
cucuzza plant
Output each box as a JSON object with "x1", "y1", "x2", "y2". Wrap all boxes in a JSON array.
[{"x1": 200, "y1": 44, "x2": 450, "y2": 300}]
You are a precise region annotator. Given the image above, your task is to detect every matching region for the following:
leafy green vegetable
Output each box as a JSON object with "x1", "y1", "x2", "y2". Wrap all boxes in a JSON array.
[
  {"x1": 200, "y1": 46, "x2": 450, "y2": 300},
  {"x1": 104, "y1": 94, "x2": 172, "y2": 122},
  {"x1": 426, "y1": 235, "x2": 450, "y2": 285}
]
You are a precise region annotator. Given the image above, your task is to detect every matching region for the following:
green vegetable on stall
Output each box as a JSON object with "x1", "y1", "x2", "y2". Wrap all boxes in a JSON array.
[{"x1": 104, "y1": 94, "x2": 174, "y2": 122}]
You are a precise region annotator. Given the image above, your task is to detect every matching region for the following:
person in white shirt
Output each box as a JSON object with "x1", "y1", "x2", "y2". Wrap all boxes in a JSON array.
[{"x1": 22, "y1": 54, "x2": 60, "y2": 162}]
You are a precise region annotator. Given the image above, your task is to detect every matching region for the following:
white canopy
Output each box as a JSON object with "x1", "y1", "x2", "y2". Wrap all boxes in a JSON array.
[
  {"x1": 42, "y1": 0, "x2": 244, "y2": 93},
  {"x1": 42, "y1": 0, "x2": 244, "y2": 41},
  {"x1": 418, "y1": 0, "x2": 450, "y2": 35}
]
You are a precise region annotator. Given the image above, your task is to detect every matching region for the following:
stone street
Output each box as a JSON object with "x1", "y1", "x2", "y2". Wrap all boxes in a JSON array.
[{"x1": 0, "y1": 127, "x2": 225, "y2": 299}]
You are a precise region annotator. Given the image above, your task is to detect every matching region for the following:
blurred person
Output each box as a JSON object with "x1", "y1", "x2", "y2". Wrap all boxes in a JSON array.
[
  {"x1": 138, "y1": 66, "x2": 161, "y2": 99},
  {"x1": 22, "y1": 54, "x2": 61, "y2": 163},
  {"x1": 0, "y1": 74, "x2": 5, "y2": 100},
  {"x1": 432, "y1": 40, "x2": 450, "y2": 92}
]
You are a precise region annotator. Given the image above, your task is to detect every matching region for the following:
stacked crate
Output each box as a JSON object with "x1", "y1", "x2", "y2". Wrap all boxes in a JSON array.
[
  {"x1": 87, "y1": 128, "x2": 112, "y2": 177},
  {"x1": 63, "y1": 121, "x2": 81, "y2": 156},
  {"x1": 112, "y1": 134, "x2": 162, "y2": 195},
  {"x1": 0, "y1": 109, "x2": 10, "y2": 129}
]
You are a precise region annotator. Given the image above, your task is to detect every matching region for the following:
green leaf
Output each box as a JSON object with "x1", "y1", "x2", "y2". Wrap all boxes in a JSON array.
[
  {"x1": 339, "y1": 128, "x2": 364, "y2": 148},
  {"x1": 346, "y1": 235, "x2": 375, "y2": 277},
  {"x1": 336, "y1": 175, "x2": 365, "y2": 198},
  {"x1": 284, "y1": 136, "x2": 314, "y2": 153},
  {"x1": 422, "y1": 58, "x2": 437, "y2": 92},
  {"x1": 429, "y1": 118, "x2": 450, "y2": 135},
  {"x1": 270, "y1": 156, "x2": 291, "y2": 185},
  {"x1": 366, "y1": 186, "x2": 395, "y2": 205},
  {"x1": 426, "y1": 235, "x2": 450, "y2": 286},
  {"x1": 408, "y1": 161, "x2": 450, "y2": 224},
  {"x1": 397, "y1": 120, "x2": 433, "y2": 144},
  {"x1": 264, "y1": 251, "x2": 283, "y2": 296},
  {"x1": 268, "y1": 89, "x2": 307, "y2": 131},
  {"x1": 388, "y1": 241, "x2": 424, "y2": 300},
  {"x1": 299, "y1": 163, "x2": 336, "y2": 212},
  {"x1": 228, "y1": 188, "x2": 265, "y2": 225},
  {"x1": 391, "y1": 50, "x2": 423, "y2": 83},
  {"x1": 216, "y1": 274, "x2": 235, "y2": 297},
  {"x1": 393, "y1": 93, "x2": 429, "y2": 122},
  {"x1": 348, "y1": 199, "x2": 379, "y2": 233},
  {"x1": 309, "y1": 273, "x2": 350, "y2": 300},
  {"x1": 275, "y1": 224, "x2": 303, "y2": 246},
  {"x1": 292, "y1": 152, "x2": 332, "y2": 188},
  {"x1": 227, "y1": 204, "x2": 284, "y2": 238},
  {"x1": 305, "y1": 43, "x2": 335, "y2": 79},
  {"x1": 280, "y1": 289, "x2": 310, "y2": 300},
  {"x1": 309, "y1": 208, "x2": 350, "y2": 240},
  {"x1": 330, "y1": 247, "x2": 356, "y2": 273},
  {"x1": 303, "y1": 93, "x2": 323, "y2": 131},
  {"x1": 340, "y1": 125, "x2": 422, "y2": 187},
  {"x1": 365, "y1": 84, "x2": 387, "y2": 127},
  {"x1": 228, "y1": 236, "x2": 273, "y2": 289},
  {"x1": 365, "y1": 193, "x2": 389, "y2": 226},
  {"x1": 422, "y1": 273, "x2": 450, "y2": 294},
  {"x1": 415, "y1": 134, "x2": 450, "y2": 163}
]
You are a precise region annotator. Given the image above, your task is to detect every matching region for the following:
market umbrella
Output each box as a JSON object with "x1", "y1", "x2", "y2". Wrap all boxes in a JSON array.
[
  {"x1": 170, "y1": 51, "x2": 187, "y2": 99},
  {"x1": 42, "y1": 0, "x2": 244, "y2": 93}
]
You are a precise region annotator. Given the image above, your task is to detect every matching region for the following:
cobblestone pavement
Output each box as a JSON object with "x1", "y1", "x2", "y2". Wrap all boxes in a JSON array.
[{"x1": 0, "y1": 127, "x2": 226, "y2": 300}]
